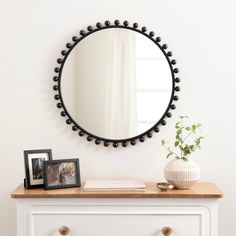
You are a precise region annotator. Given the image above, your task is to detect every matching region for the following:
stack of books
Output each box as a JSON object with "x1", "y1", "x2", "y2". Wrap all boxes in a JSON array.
[{"x1": 83, "y1": 180, "x2": 146, "y2": 192}]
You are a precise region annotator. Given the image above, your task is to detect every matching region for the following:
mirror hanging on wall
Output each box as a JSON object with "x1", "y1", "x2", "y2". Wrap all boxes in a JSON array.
[{"x1": 53, "y1": 20, "x2": 181, "y2": 147}]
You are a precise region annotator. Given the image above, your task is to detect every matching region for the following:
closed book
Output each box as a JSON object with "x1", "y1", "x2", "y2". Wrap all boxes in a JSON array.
[{"x1": 83, "y1": 180, "x2": 146, "y2": 192}]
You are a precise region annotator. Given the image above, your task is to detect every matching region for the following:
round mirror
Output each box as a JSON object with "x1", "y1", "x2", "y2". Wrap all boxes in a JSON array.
[{"x1": 53, "y1": 20, "x2": 180, "y2": 147}]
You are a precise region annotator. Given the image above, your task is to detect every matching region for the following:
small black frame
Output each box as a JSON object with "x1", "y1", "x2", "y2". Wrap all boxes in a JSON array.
[
  {"x1": 43, "y1": 158, "x2": 81, "y2": 190},
  {"x1": 53, "y1": 20, "x2": 181, "y2": 148},
  {"x1": 24, "y1": 149, "x2": 52, "y2": 189}
]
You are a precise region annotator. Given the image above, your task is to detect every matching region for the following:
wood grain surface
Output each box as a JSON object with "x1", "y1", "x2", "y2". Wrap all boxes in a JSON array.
[{"x1": 11, "y1": 182, "x2": 223, "y2": 199}]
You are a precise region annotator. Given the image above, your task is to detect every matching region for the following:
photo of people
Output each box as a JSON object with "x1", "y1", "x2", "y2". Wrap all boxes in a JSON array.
[
  {"x1": 47, "y1": 162, "x2": 76, "y2": 186},
  {"x1": 31, "y1": 158, "x2": 45, "y2": 180},
  {"x1": 44, "y1": 159, "x2": 80, "y2": 189},
  {"x1": 24, "y1": 149, "x2": 52, "y2": 189}
]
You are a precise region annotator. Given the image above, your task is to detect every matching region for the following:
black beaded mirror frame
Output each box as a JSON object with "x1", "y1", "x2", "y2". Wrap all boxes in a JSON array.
[{"x1": 52, "y1": 20, "x2": 180, "y2": 148}]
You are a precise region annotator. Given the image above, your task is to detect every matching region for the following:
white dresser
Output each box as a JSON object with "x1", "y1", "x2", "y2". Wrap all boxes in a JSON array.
[{"x1": 11, "y1": 182, "x2": 222, "y2": 236}]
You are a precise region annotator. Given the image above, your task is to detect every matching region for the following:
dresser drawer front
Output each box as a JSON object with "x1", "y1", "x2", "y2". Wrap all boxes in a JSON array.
[
  {"x1": 26, "y1": 205, "x2": 209, "y2": 236},
  {"x1": 33, "y1": 213, "x2": 201, "y2": 236}
]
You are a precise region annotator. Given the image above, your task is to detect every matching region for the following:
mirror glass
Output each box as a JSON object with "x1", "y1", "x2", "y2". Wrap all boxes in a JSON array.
[{"x1": 61, "y1": 28, "x2": 173, "y2": 140}]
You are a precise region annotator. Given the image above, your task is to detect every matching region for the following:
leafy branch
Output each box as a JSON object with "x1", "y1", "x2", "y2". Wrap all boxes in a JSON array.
[{"x1": 161, "y1": 116, "x2": 204, "y2": 161}]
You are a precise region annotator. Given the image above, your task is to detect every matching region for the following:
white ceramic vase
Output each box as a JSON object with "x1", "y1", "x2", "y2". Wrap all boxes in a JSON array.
[{"x1": 164, "y1": 159, "x2": 200, "y2": 189}]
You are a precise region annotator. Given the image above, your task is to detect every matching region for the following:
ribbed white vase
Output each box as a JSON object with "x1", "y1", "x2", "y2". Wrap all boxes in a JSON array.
[{"x1": 164, "y1": 159, "x2": 200, "y2": 189}]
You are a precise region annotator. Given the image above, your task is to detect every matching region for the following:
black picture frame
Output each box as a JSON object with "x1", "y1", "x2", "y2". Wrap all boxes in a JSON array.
[
  {"x1": 52, "y1": 19, "x2": 181, "y2": 148},
  {"x1": 24, "y1": 149, "x2": 52, "y2": 189},
  {"x1": 43, "y1": 158, "x2": 81, "y2": 190}
]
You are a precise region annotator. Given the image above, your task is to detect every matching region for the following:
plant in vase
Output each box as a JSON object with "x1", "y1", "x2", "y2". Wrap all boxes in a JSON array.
[{"x1": 161, "y1": 116, "x2": 204, "y2": 189}]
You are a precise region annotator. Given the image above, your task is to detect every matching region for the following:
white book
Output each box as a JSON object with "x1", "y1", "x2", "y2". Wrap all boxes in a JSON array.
[{"x1": 83, "y1": 180, "x2": 146, "y2": 192}]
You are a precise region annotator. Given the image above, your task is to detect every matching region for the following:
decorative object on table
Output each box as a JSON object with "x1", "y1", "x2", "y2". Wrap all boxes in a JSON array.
[
  {"x1": 161, "y1": 116, "x2": 203, "y2": 189},
  {"x1": 43, "y1": 158, "x2": 81, "y2": 190},
  {"x1": 24, "y1": 149, "x2": 52, "y2": 189},
  {"x1": 156, "y1": 182, "x2": 174, "y2": 191}
]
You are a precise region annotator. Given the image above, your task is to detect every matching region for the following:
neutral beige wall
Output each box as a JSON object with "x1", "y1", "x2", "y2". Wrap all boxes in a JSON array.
[{"x1": 0, "y1": 0, "x2": 236, "y2": 235}]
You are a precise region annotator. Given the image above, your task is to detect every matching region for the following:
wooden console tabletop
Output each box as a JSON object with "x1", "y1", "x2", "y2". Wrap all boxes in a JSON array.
[{"x1": 11, "y1": 182, "x2": 222, "y2": 199}]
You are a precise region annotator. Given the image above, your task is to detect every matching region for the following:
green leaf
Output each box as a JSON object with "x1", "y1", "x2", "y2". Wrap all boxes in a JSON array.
[
  {"x1": 161, "y1": 139, "x2": 166, "y2": 146},
  {"x1": 176, "y1": 135, "x2": 181, "y2": 140},
  {"x1": 166, "y1": 152, "x2": 172, "y2": 158},
  {"x1": 176, "y1": 129, "x2": 181, "y2": 135},
  {"x1": 196, "y1": 123, "x2": 202, "y2": 128},
  {"x1": 175, "y1": 122, "x2": 180, "y2": 129},
  {"x1": 183, "y1": 145, "x2": 191, "y2": 156},
  {"x1": 194, "y1": 136, "x2": 204, "y2": 147},
  {"x1": 185, "y1": 126, "x2": 191, "y2": 131},
  {"x1": 175, "y1": 141, "x2": 179, "y2": 147},
  {"x1": 179, "y1": 115, "x2": 189, "y2": 119}
]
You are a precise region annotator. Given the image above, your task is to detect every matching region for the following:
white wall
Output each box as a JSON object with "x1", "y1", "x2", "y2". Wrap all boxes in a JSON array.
[{"x1": 0, "y1": 0, "x2": 235, "y2": 235}]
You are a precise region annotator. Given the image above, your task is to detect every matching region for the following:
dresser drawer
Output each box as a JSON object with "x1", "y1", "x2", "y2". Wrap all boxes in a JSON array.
[{"x1": 25, "y1": 204, "x2": 210, "y2": 236}]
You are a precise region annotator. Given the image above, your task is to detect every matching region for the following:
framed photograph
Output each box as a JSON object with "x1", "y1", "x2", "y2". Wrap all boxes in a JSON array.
[
  {"x1": 44, "y1": 158, "x2": 81, "y2": 190},
  {"x1": 24, "y1": 149, "x2": 52, "y2": 189}
]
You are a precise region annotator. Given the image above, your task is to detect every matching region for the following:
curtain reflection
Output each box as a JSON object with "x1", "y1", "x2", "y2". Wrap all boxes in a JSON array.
[
  {"x1": 104, "y1": 29, "x2": 137, "y2": 138},
  {"x1": 65, "y1": 29, "x2": 137, "y2": 139}
]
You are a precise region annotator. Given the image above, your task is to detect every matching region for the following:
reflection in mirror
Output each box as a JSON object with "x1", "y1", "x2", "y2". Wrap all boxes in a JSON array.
[{"x1": 61, "y1": 28, "x2": 172, "y2": 140}]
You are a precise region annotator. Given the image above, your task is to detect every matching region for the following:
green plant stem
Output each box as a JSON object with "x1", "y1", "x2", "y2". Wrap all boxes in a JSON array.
[
  {"x1": 163, "y1": 144, "x2": 179, "y2": 158},
  {"x1": 180, "y1": 119, "x2": 183, "y2": 159},
  {"x1": 183, "y1": 131, "x2": 193, "y2": 142}
]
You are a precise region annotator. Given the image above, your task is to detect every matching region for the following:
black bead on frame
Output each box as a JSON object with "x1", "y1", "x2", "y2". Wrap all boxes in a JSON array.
[{"x1": 53, "y1": 20, "x2": 181, "y2": 148}]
